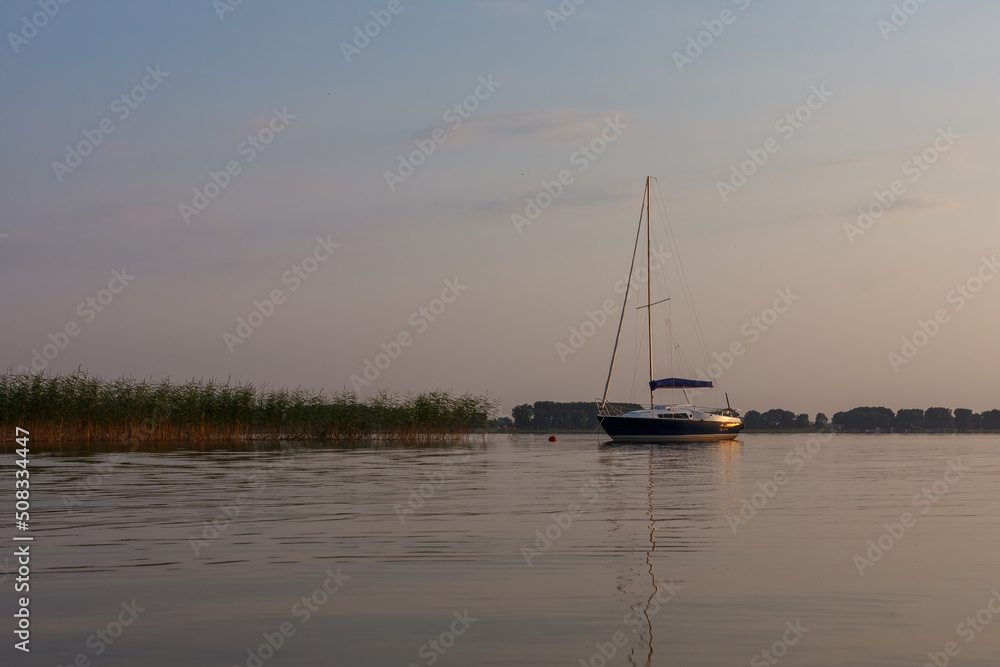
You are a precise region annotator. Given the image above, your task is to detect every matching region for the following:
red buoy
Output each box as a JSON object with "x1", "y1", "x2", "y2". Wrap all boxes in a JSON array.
[{"x1": 548, "y1": 435, "x2": 557, "y2": 442}]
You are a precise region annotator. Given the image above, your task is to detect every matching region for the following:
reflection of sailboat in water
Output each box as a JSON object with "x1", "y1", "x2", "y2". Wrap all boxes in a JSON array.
[
  {"x1": 607, "y1": 441, "x2": 742, "y2": 666},
  {"x1": 612, "y1": 445, "x2": 666, "y2": 667},
  {"x1": 598, "y1": 177, "x2": 743, "y2": 442},
  {"x1": 631, "y1": 445, "x2": 659, "y2": 667},
  {"x1": 609, "y1": 441, "x2": 740, "y2": 667}
]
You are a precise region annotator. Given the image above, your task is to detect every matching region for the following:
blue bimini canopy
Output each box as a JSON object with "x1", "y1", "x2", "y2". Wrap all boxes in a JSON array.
[{"x1": 649, "y1": 378, "x2": 713, "y2": 391}]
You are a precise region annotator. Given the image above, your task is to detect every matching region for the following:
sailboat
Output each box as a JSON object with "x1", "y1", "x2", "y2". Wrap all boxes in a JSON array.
[{"x1": 597, "y1": 177, "x2": 744, "y2": 442}]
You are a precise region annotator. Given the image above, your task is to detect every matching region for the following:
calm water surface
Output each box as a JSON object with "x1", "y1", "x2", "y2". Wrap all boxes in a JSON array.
[{"x1": 5, "y1": 433, "x2": 1000, "y2": 666}]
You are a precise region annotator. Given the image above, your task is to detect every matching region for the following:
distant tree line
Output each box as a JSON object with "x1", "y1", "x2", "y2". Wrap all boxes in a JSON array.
[
  {"x1": 742, "y1": 409, "x2": 816, "y2": 430},
  {"x1": 744, "y1": 407, "x2": 1000, "y2": 432},
  {"x1": 498, "y1": 402, "x2": 1000, "y2": 433},
  {"x1": 830, "y1": 407, "x2": 1000, "y2": 433},
  {"x1": 505, "y1": 401, "x2": 640, "y2": 431}
]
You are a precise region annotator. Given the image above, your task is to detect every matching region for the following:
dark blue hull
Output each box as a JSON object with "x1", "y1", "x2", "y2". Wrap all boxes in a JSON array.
[{"x1": 598, "y1": 415, "x2": 742, "y2": 442}]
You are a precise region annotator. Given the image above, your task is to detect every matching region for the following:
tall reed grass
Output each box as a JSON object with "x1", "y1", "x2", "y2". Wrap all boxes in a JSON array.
[{"x1": 0, "y1": 371, "x2": 497, "y2": 442}]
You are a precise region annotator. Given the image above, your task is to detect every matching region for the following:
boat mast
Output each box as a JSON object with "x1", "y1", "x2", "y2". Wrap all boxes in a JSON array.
[{"x1": 646, "y1": 176, "x2": 654, "y2": 412}]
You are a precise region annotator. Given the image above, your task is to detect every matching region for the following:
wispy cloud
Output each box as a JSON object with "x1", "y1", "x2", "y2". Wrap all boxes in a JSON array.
[
  {"x1": 807, "y1": 195, "x2": 960, "y2": 227},
  {"x1": 398, "y1": 108, "x2": 627, "y2": 148},
  {"x1": 861, "y1": 195, "x2": 959, "y2": 217},
  {"x1": 389, "y1": 108, "x2": 629, "y2": 151}
]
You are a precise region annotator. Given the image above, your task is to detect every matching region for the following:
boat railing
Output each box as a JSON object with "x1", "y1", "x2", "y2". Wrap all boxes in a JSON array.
[
  {"x1": 595, "y1": 401, "x2": 643, "y2": 417},
  {"x1": 700, "y1": 407, "x2": 742, "y2": 418},
  {"x1": 597, "y1": 401, "x2": 740, "y2": 419}
]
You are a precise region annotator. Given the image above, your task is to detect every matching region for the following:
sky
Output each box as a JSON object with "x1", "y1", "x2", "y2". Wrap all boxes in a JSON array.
[{"x1": 2, "y1": 0, "x2": 998, "y2": 417}]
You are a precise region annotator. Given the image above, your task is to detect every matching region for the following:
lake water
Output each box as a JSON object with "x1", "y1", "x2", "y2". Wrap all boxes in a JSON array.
[{"x1": 6, "y1": 433, "x2": 1000, "y2": 666}]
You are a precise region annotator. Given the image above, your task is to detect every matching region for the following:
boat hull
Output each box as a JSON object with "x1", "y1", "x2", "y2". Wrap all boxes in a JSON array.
[{"x1": 598, "y1": 415, "x2": 742, "y2": 442}]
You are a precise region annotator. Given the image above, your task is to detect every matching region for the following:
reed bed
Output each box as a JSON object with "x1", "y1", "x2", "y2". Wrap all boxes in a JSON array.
[{"x1": 0, "y1": 371, "x2": 497, "y2": 443}]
